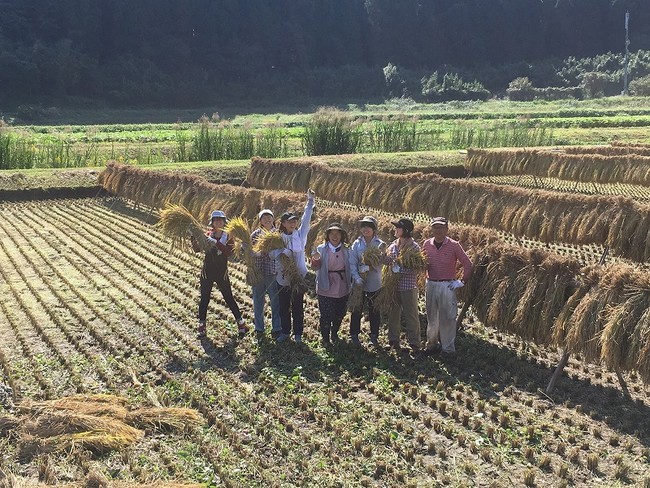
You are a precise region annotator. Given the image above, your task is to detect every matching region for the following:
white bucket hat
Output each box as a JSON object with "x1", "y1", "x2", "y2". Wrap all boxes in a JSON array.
[{"x1": 258, "y1": 209, "x2": 274, "y2": 220}]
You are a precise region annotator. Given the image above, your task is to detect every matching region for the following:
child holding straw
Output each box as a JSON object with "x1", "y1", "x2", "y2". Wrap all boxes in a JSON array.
[
  {"x1": 250, "y1": 209, "x2": 282, "y2": 338},
  {"x1": 385, "y1": 218, "x2": 421, "y2": 353},
  {"x1": 349, "y1": 216, "x2": 386, "y2": 346},
  {"x1": 311, "y1": 223, "x2": 351, "y2": 345},
  {"x1": 192, "y1": 210, "x2": 247, "y2": 338},
  {"x1": 274, "y1": 189, "x2": 315, "y2": 343}
]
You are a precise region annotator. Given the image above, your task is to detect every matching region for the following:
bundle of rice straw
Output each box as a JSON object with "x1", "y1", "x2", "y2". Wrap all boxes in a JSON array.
[
  {"x1": 362, "y1": 246, "x2": 384, "y2": 268},
  {"x1": 377, "y1": 266, "x2": 402, "y2": 317},
  {"x1": 156, "y1": 202, "x2": 207, "y2": 252},
  {"x1": 377, "y1": 247, "x2": 427, "y2": 317},
  {"x1": 348, "y1": 246, "x2": 385, "y2": 313},
  {"x1": 125, "y1": 407, "x2": 205, "y2": 433},
  {"x1": 348, "y1": 283, "x2": 365, "y2": 313},
  {"x1": 225, "y1": 217, "x2": 263, "y2": 286},
  {"x1": 252, "y1": 230, "x2": 285, "y2": 254},
  {"x1": 253, "y1": 230, "x2": 306, "y2": 293}
]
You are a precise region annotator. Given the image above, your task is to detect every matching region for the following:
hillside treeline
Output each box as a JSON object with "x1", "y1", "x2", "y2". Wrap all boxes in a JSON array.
[{"x1": 1, "y1": 0, "x2": 649, "y2": 106}]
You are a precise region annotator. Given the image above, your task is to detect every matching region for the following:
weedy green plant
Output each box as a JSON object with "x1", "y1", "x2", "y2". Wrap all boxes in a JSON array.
[
  {"x1": 366, "y1": 115, "x2": 419, "y2": 153},
  {"x1": 449, "y1": 122, "x2": 553, "y2": 149},
  {"x1": 302, "y1": 107, "x2": 362, "y2": 155}
]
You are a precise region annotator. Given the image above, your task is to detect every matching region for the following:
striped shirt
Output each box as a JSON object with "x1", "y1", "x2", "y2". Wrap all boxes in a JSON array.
[
  {"x1": 422, "y1": 237, "x2": 472, "y2": 282},
  {"x1": 251, "y1": 227, "x2": 277, "y2": 276},
  {"x1": 387, "y1": 238, "x2": 421, "y2": 292}
]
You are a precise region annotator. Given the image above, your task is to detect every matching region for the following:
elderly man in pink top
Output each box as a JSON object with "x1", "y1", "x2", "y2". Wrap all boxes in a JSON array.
[{"x1": 422, "y1": 217, "x2": 473, "y2": 357}]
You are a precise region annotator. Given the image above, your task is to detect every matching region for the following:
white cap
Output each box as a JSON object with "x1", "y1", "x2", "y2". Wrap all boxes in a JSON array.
[
  {"x1": 258, "y1": 209, "x2": 274, "y2": 220},
  {"x1": 209, "y1": 210, "x2": 227, "y2": 224}
]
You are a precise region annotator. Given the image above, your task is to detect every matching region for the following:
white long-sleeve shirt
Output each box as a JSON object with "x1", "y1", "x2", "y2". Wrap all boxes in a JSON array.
[{"x1": 275, "y1": 197, "x2": 314, "y2": 287}]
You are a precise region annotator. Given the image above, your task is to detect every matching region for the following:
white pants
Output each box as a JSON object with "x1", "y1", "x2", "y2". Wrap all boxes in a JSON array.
[{"x1": 425, "y1": 281, "x2": 458, "y2": 352}]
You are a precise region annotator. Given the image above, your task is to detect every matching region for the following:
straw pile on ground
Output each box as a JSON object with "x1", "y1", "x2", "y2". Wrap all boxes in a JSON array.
[{"x1": 0, "y1": 394, "x2": 204, "y2": 460}]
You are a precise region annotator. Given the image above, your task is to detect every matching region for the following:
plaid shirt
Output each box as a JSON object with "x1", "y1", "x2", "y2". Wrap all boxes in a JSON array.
[
  {"x1": 387, "y1": 238, "x2": 420, "y2": 291},
  {"x1": 251, "y1": 227, "x2": 277, "y2": 276}
]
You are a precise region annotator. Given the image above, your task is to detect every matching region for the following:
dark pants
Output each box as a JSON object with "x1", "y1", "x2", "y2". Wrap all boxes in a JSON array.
[
  {"x1": 278, "y1": 285, "x2": 305, "y2": 336},
  {"x1": 317, "y1": 294, "x2": 349, "y2": 339},
  {"x1": 198, "y1": 273, "x2": 242, "y2": 323},
  {"x1": 350, "y1": 289, "x2": 381, "y2": 337}
]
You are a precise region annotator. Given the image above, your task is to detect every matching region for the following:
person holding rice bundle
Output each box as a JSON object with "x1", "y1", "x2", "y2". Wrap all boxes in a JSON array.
[
  {"x1": 311, "y1": 223, "x2": 351, "y2": 345},
  {"x1": 385, "y1": 218, "x2": 422, "y2": 354},
  {"x1": 422, "y1": 217, "x2": 473, "y2": 358},
  {"x1": 349, "y1": 216, "x2": 386, "y2": 347},
  {"x1": 192, "y1": 210, "x2": 247, "y2": 338},
  {"x1": 250, "y1": 209, "x2": 281, "y2": 339},
  {"x1": 274, "y1": 189, "x2": 315, "y2": 343}
]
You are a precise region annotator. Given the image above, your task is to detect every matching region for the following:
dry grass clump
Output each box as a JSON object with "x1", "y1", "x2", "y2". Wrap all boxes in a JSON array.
[
  {"x1": 155, "y1": 203, "x2": 207, "y2": 252},
  {"x1": 467, "y1": 243, "x2": 581, "y2": 344},
  {"x1": 4, "y1": 395, "x2": 204, "y2": 460},
  {"x1": 225, "y1": 216, "x2": 263, "y2": 285}
]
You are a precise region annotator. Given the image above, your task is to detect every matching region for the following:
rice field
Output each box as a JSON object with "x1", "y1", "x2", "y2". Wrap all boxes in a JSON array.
[
  {"x1": 1, "y1": 135, "x2": 650, "y2": 486},
  {"x1": 0, "y1": 192, "x2": 649, "y2": 486}
]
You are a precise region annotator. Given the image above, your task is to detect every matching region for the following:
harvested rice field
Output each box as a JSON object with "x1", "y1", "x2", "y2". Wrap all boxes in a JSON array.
[{"x1": 0, "y1": 193, "x2": 649, "y2": 487}]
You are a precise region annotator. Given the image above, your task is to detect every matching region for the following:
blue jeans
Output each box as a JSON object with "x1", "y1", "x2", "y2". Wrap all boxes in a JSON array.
[{"x1": 252, "y1": 274, "x2": 281, "y2": 333}]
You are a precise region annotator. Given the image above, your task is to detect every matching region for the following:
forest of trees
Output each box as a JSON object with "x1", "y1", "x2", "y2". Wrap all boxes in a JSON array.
[{"x1": 1, "y1": 0, "x2": 650, "y2": 107}]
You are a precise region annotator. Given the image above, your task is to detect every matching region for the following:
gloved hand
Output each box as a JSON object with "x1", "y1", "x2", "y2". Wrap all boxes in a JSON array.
[
  {"x1": 448, "y1": 279, "x2": 464, "y2": 290},
  {"x1": 307, "y1": 188, "x2": 315, "y2": 200},
  {"x1": 206, "y1": 236, "x2": 218, "y2": 246},
  {"x1": 282, "y1": 248, "x2": 293, "y2": 257},
  {"x1": 355, "y1": 277, "x2": 364, "y2": 286},
  {"x1": 358, "y1": 264, "x2": 370, "y2": 273},
  {"x1": 391, "y1": 264, "x2": 402, "y2": 273}
]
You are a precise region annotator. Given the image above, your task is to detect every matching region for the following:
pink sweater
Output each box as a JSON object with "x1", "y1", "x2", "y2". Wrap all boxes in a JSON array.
[{"x1": 422, "y1": 237, "x2": 473, "y2": 282}]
